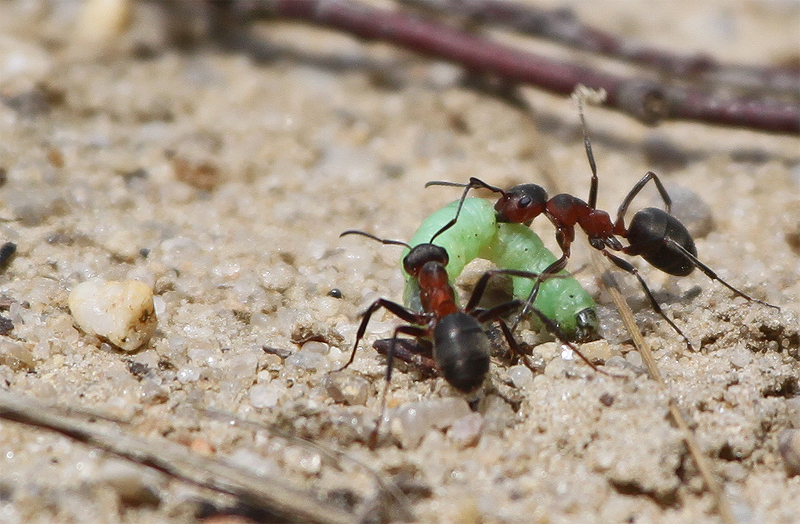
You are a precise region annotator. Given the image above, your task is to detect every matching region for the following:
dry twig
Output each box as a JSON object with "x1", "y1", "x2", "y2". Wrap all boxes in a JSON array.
[
  {"x1": 0, "y1": 391, "x2": 356, "y2": 524},
  {"x1": 398, "y1": 0, "x2": 800, "y2": 98},
  {"x1": 214, "y1": 0, "x2": 800, "y2": 134}
]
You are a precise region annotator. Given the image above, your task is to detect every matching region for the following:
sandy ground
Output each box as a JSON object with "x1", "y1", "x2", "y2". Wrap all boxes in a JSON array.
[{"x1": 1, "y1": 0, "x2": 799, "y2": 523}]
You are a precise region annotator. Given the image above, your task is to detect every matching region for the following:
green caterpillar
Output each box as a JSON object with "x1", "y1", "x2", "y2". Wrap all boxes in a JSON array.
[{"x1": 403, "y1": 198, "x2": 598, "y2": 341}]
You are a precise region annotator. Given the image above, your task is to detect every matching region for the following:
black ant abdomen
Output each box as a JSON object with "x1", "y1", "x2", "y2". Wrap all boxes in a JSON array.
[
  {"x1": 433, "y1": 312, "x2": 491, "y2": 394},
  {"x1": 626, "y1": 208, "x2": 697, "y2": 276}
]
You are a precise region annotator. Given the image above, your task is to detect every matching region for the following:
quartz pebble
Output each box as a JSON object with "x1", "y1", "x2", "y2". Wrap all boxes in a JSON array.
[
  {"x1": 69, "y1": 279, "x2": 157, "y2": 352},
  {"x1": 448, "y1": 412, "x2": 483, "y2": 447},
  {"x1": 778, "y1": 429, "x2": 800, "y2": 476},
  {"x1": 391, "y1": 397, "x2": 472, "y2": 448},
  {"x1": 74, "y1": 0, "x2": 131, "y2": 46},
  {"x1": 250, "y1": 382, "x2": 282, "y2": 409},
  {"x1": 0, "y1": 339, "x2": 35, "y2": 370},
  {"x1": 324, "y1": 371, "x2": 370, "y2": 405},
  {"x1": 94, "y1": 459, "x2": 161, "y2": 506}
]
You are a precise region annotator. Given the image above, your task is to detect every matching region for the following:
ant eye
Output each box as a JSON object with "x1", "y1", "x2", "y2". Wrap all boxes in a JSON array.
[{"x1": 518, "y1": 196, "x2": 531, "y2": 208}]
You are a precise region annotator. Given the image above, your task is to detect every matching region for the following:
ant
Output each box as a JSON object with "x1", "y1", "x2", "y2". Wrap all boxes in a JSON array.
[
  {"x1": 427, "y1": 103, "x2": 779, "y2": 349},
  {"x1": 339, "y1": 221, "x2": 609, "y2": 445}
]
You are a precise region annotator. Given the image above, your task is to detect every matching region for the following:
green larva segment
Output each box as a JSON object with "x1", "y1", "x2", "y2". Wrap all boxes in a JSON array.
[
  {"x1": 403, "y1": 198, "x2": 597, "y2": 340},
  {"x1": 480, "y1": 223, "x2": 597, "y2": 339},
  {"x1": 405, "y1": 198, "x2": 497, "y2": 281},
  {"x1": 403, "y1": 198, "x2": 496, "y2": 311}
]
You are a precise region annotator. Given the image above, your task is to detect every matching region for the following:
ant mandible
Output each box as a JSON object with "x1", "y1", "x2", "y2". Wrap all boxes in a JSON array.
[
  {"x1": 339, "y1": 221, "x2": 608, "y2": 444},
  {"x1": 428, "y1": 103, "x2": 779, "y2": 349}
]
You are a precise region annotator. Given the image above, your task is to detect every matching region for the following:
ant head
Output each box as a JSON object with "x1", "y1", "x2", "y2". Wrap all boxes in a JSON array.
[
  {"x1": 403, "y1": 243, "x2": 449, "y2": 277},
  {"x1": 495, "y1": 184, "x2": 548, "y2": 224}
]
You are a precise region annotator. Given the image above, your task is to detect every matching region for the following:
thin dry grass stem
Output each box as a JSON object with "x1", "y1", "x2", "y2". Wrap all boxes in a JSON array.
[
  {"x1": 529, "y1": 87, "x2": 736, "y2": 524},
  {"x1": 0, "y1": 391, "x2": 356, "y2": 524},
  {"x1": 592, "y1": 260, "x2": 735, "y2": 524},
  {"x1": 203, "y1": 408, "x2": 415, "y2": 521}
]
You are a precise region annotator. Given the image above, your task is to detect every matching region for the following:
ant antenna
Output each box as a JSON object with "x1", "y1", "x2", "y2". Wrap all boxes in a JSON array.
[
  {"x1": 573, "y1": 86, "x2": 606, "y2": 210},
  {"x1": 340, "y1": 230, "x2": 411, "y2": 250},
  {"x1": 576, "y1": 96, "x2": 600, "y2": 210},
  {"x1": 426, "y1": 177, "x2": 507, "y2": 244}
]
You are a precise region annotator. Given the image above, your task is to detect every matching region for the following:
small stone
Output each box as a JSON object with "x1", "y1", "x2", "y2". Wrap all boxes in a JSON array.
[
  {"x1": 285, "y1": 348, "x2": 329, "y2": 371},
  {"x1": 390, "y1": 397, "x2": 471, "y2": 448},
  {"x1": 729, "y1": 344, "x2": 752, "y2": 369},
  {"x1": 665, "y1": 185, "x2": 714, "y2": 239},
  {"x1": 0, "y1": 339, "x2": 34, "y2": 370},
  {"x1": 74, "y1": 0, "x2": 131, "y2": 46},
  {"x1": 448, "y1": 413, "x2": 483, "y2": 447},
  {"x1": 69, "y1": 279, "x2": 157, "y2": 351},
  {"x1": 249, "y1": 383, "x2": 282, "y2": 409},
  {"x1": 577, "y1": 339, "x2": 616, "y2": 362},
  {"x1": 625, "y1": 350, "x2": 643, "y2": 368},
  {"x1": 324, "y1": 371, "x2": 370, "y2": 405},
  {"x1": 189, "y1": 438, "x2": 215, "y2": 456},
  {"x1": 507, "y1": 365, "x2": 534, "y2": 389},
  {"x1": 95, "y1": 459, "x2": 161, "y2": 506},
  {"x1": 778, "y1": 429, "x2": 800, "y2": 476},
  {"x1": 176, "y1": 366, "x2": 200, "y2": 384},
  {"x1": 302, "y1": 341, "x2": 330, "y2": 355}
]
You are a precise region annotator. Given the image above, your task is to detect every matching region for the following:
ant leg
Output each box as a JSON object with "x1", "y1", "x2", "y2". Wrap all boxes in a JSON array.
[
  {"x1": 514, "y1": 255, "x2": 569, "y2": 329},
  {"x1": 467, "y1": 255, "x2": 566, "y2": 330},
  {"x1": 338, "y1": 298, "x2": 426, "y2": 372},
  {"x1": 373, "y1": 338, "x2": 437, "y2": 371},
  {"x1": 464, "y1": 267, "x2": 536, "y2": 313},
  {"x1": 467, "y1": 267, "x2": 575, "y2": 315},
  {"x1": 470, "y1": 267, "x2": 625, "y2": 377},
  {"x1": 427, "y1": 177, "x2": 506, "y2": 243},
  {"x1": 370, "y1": 324, "x2": 428, "y2": 448},
  {"x1": 473, "y1": 299, "x2": 524, "y2": 323},
  {"x1": 470, "y1": 298, "x2": 535, "y2": 365},
  {"x1": 666, "y1": 239, "x2": 779, "y2": 309},
  {"x1": 491, "y1": 302, "x2": 619, "y2": 378},
  {"x1": 496, "y1": 317, "x2": 532, "y2": 367},
  {"x1": 601, "y1": 250, "x2": 694, "y2": 350},
  {"x1": 523, "y1": 308, "x2": 622, "y2": 378},
  {"x1": 615, "y1": 171, "x2": 673, "y2": 231}
]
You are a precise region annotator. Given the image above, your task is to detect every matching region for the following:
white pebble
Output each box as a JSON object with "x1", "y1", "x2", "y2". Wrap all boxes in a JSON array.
[
  {"x1": 625, "y1": 350, "x2": 643, "y2": 367},
  {"x1": 729, "y1": 344, "x2": 752, "y2": 369},
  {"x1": 779, "y1": 429, "x2": 800, "y2": 476},
  {"x1": 507, "y1": 365, "x2": 534, "y2": 389},
  {"x1": 302, "y1": 341, "x2": 330, "y2": 355},
  {"x1": 74, "y1": 0, "x2": 131, "y2": 46},
  {"x1": 225, "y1": 351, "x2": 259, "y2": 383},
  {"x1": 95, "y1": 459, "x2": 161, "y2": 505},
  {"x1": 391, "y1": 397, "x2": 471, "y2": 448},
  {"x1": 286, "y1": 349, "x2": 329, "y2": 371},
  {"x1": 69, "y1": 279, "x2": 157, "y2": 352},
  {"x1": 448, "y1": 412, "x2": 483, "y2": 447},
  {"x1": 249, "y1": 383, "x2": 281, "y2": 409},
  {"x1": 177, "y1": 366, "x2": 200, "y2": 384}
]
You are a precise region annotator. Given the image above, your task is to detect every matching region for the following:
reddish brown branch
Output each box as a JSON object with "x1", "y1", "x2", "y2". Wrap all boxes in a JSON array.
[
  {"x1": 235, "y1": 0, "x2": 799, "y2": 134},
  {"x1": 163, "y1": 0, "x2": 797, "y2": 134},
  {"x1": 398, "y1": 0, "x2": 800, "y2": 98}
]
